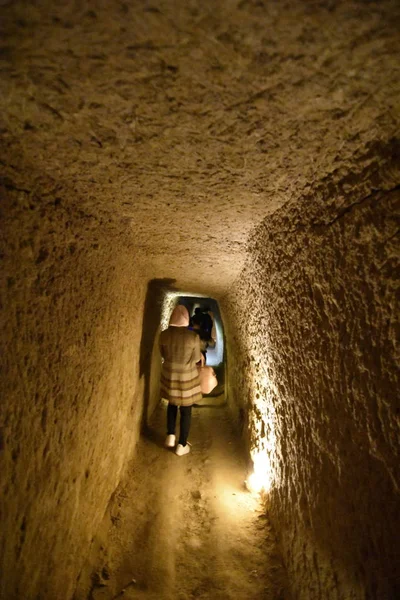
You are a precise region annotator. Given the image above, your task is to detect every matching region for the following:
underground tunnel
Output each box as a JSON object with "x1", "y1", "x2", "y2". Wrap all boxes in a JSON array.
[{"x1": 0, "y1": 0, "x2": 399, "y2": 599}]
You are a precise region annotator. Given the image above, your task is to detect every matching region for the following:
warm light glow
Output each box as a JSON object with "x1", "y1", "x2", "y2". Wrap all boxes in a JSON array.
[
  {"x1": 245, "y1": 364, "x2": 279, "y2": 495},
  {"x1": 246, "y1": 449, "x2": 272, "y2": 494},
  {"x1": 217, "y1": 482, "x2": 258, "y2": 513}
]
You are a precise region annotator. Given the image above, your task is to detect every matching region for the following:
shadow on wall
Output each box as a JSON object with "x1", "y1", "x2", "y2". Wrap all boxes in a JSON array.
[{"x1": 139, "y1": 278, "x2": 177, "y2": 430}]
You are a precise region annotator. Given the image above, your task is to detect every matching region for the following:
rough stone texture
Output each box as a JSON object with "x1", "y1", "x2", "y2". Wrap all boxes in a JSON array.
[
  {"x1": 1, "y1": 0, "x2": 400, "y2": 292},
  {"x1": 1, "y1": 0, "x2": 400, "y2": 598},
  {"x1": 221, "y1": 155, "x2": 400, "y2": 598},
  {"x1": 0, "y1": 174, "x2": 147, "y2": 599}
]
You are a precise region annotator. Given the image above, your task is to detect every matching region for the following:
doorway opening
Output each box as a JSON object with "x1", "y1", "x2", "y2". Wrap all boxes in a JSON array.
[{"x1": 162, "y1": 293, "x2": 226, "y2": 401}]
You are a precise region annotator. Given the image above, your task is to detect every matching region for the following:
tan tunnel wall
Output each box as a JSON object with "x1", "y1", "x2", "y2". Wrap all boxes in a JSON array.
[
  {"x1": 1, "y1": 160, "x2": 399, "y2": 599},
  {"x1": 0, "y1": 183, "x2": 148, "y2": 599},
  {"x1": 1, "y1": 0, "x2": 399, "y2": 596},
  {"x1": 222, "y1": 176, "x2": 399, "y2": 599}
]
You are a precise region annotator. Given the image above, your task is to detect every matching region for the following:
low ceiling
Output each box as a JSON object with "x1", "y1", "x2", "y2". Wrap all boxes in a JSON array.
[{"x1": 1, "y1": 0, "x2": 399, "y2": 293}]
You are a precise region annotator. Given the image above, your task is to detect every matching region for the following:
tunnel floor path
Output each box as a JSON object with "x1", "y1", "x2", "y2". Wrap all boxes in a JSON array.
[{"x1": 82, "y1": 402, "x2": 287, "y2": 600}]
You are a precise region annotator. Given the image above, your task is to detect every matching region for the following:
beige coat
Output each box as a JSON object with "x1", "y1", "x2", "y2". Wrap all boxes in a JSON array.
[{"x1": 159, "y1": 326, "x2": 202, "y2": 406}]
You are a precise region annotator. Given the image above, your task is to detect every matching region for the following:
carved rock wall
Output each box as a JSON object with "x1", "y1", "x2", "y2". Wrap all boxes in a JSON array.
[
  {"x1": 222, "y1": 165, "x2": 400, "y2": 599},
  {"x1": 2, "y1": 0, "x2": 400, "y2": 293},
  {"x1": 1, "y1": 0, "x2": 399, "y2": 597},
  {"x1": 0, "y1": 181, "x2": 147, "y2": 599}
]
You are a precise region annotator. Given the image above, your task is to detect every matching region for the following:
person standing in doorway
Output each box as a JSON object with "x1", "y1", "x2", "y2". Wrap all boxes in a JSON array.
[
  {"x1": 159, "y1": 305, "x2": 202, "y2": 456},
  {"x1": 189, "y1": 305, "x2": 216, "y2": 364},
  {"x1": 201, "y1": 306, "x2": 213, "y2": 338},
  {"x1": 190, "y1": 306, "x2": 203, "y2": 328}
]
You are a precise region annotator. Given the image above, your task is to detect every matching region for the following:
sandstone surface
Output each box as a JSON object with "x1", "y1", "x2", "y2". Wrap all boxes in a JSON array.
[{"x1": 1, "y1": 1, "x2": 399, "y2": 598}]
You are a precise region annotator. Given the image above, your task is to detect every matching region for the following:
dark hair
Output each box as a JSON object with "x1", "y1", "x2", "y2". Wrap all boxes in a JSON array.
[{"x1": 194, "y1": 307, "x2": 202, "y2": 315}]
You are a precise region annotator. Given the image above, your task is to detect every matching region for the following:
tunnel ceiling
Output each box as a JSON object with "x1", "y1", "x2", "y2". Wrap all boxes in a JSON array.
[{"x1": 2, "y1": 0, "x2": 399, "y2": 293}]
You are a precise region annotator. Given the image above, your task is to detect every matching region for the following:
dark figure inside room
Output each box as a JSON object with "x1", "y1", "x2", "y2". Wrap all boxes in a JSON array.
[
  {"x1": 190, "y1": 306, "x2": 216, "y2": 363},
  {"x1": 190, "y1": 307, "x2": 203, "y2": 328},
  {"x1": 200, "y1": 305, "x2": 213, "y2": 337}
]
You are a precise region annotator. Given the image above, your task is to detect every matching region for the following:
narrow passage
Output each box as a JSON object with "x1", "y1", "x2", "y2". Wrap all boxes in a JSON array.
[{"x1": 82, "y1": 403, "x2": 287, "y2": 600}]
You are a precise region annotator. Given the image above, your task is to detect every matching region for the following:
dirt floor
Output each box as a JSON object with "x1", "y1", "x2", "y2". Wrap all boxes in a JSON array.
[{"x1": 77, "y1": 400, "x2": 288, "y2": 600}]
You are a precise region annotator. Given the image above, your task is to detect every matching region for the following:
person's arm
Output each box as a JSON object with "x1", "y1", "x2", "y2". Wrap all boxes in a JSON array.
[
  {"x1": 193, "y1": 333, "x2": 201, "y2": 364},
  {"x1": 209, "y1": 314, "x2": 217, "y2": 347}
]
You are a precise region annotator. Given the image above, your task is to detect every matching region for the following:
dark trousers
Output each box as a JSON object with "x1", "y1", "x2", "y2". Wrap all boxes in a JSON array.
[{"x1": 167, "y1": 404, "x2": 192, "y2": 446}]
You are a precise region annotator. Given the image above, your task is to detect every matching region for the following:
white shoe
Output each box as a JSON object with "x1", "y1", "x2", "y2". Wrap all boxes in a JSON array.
[
  {"x1": 165, "y1": 434, "x2": 176, "y2": 448},
  {"x1": 175, "y1": 443, "x2": 190, "y2": 456}
]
